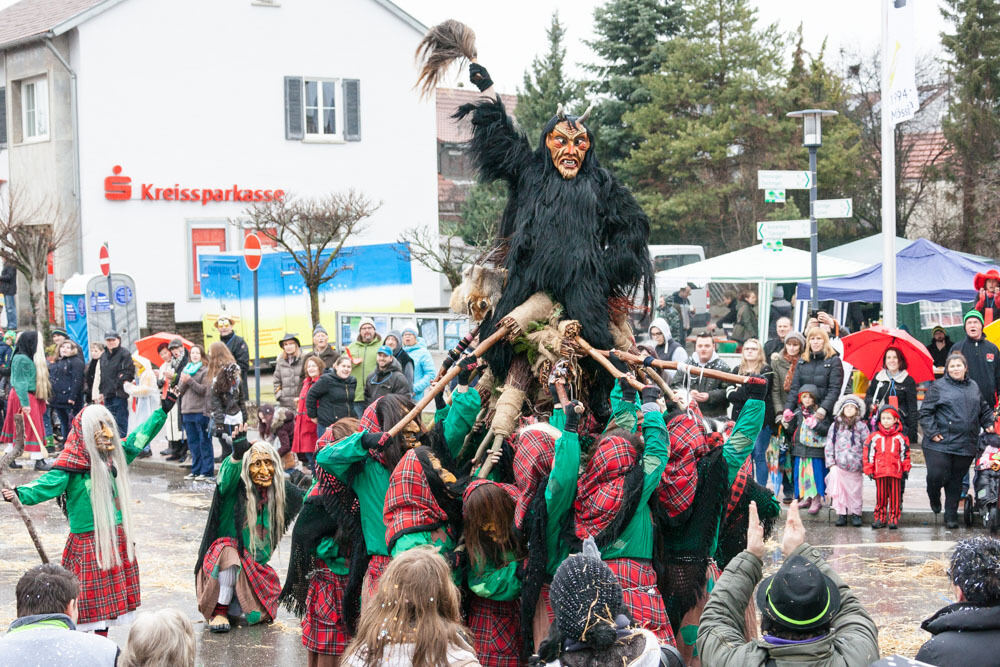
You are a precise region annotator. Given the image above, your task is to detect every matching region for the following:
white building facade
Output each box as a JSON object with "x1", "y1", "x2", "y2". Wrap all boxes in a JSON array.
[{"x1": 0, "y1": 0, "x2": 442, "y2": 328}]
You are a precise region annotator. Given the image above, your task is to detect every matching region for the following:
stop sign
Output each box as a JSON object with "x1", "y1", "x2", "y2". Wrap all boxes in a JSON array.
[
  {"x1": 243, "y1": 233, "x2": 262, "y2": 272},
  {"x1": 99, "y1": 244, "x2": 110, "y2": 277}
]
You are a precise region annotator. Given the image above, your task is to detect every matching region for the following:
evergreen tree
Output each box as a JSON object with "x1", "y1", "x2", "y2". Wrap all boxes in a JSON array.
[
  {"x1": 585, "y1": 0, "x2": 683, "y2": 167},
  {"x1": 517, "y1": 12, "x2": 580, "y2": 142},
  {"x1": 620, "y1": 0, "x2": 787, "y2": 253},
  {"x1": 940, "y1": 0, "x2": 1000, "y2": 254}
]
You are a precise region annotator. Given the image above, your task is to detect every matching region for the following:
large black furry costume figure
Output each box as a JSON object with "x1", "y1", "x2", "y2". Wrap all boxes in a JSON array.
[{"x1": 454, "y1": 98, "x2": 654, "y2": 394}]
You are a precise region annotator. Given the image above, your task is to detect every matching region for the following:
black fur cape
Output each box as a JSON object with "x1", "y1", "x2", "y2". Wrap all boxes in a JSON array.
[{"x1": 454, "y1": 97, "x2": 654, "y2": 406}]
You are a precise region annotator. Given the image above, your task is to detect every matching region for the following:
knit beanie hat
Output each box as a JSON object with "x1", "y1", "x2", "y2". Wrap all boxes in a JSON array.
[
  {"x1": 313, "y1": 324, "x2": 327, "y2": 336},
  {"x1": 965, "y1": 309, "x2": 985, "y2": 325},
  {"x1": 783, "y1": 331, "x2": 806, "y2": 348},
  {"x1": 549, "y1": 538, "x2": 624, "y2": 646}
]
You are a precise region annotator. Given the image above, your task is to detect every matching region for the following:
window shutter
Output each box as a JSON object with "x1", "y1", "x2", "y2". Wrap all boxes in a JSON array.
[
  {"x1": 0, "y1": 88, "x2": 6, "y2": 146},
  {"x1": 284, "y1": 76, "x2": 303, "y2": 140},
  {"x1": 343, "y1": 79, "x2": 360, "y2": 141}
]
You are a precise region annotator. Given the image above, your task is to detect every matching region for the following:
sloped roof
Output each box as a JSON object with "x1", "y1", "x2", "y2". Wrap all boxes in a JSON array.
[
  {"x1": 0, "y1": 0, "x2": 425, "y2": 50},
  {"x1": 0, "y1": 0, "x2": 114, "y2": 49},
  {"x1": 901, "y1": 131, "x2": 951, "y2": 180},
  {"x1": 437, "y1": 87, "x2": 518, "y2": 143}
]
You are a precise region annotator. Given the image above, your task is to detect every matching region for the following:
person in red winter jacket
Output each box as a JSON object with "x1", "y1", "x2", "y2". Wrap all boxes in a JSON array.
[
  {"x1": 863, "y1": 405, "x2": 911, "y2": 530},
  {"x1": 974, "y1": 269, "x2": 1000, "y2": 325}
]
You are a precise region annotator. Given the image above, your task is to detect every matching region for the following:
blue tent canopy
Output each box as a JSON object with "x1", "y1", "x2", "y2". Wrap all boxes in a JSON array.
[{"x1": 796, "y1": 238, "x2": 1000, "y2": 303}]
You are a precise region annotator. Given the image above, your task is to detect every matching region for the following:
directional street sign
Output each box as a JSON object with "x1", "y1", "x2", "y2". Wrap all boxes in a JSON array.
[
  {"x1": 757, "y1": 170, "x2": 814, "y2": 190},
  {"x1": 756, "y1": 219, "x2": 811, "y2": 240},
  {"x1": 812, "y1": 198, "x2": 853, "y2": 219},
  {"x1": 764, "y1": 189, "x2": 786, "y2": 203}
]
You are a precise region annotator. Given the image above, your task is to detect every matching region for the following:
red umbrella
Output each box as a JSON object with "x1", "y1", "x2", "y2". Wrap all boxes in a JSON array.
[
  {"x1": 134, "y1": 332, "x2": 194, "y2": 367},
  {"x1": 841, "y1": 325, "x2": 935, "y2": 383}
]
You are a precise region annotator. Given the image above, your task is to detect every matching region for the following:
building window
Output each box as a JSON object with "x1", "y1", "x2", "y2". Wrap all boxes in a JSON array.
[
  {"x1": 284, "y1": 76, "x2": 360, "y2": 142},
  {"x1": 21, "y1": 77, "x2": 48, "y2": 141},
  {"x1": 188, "y1": 224, "x2": 228, "y2": 298},
  {"x1": 305, "y1": 79, "x2": 338, "y2": 137},
  {"x1": 919, "y1": 299, "x2": 963, "y2": 329}
]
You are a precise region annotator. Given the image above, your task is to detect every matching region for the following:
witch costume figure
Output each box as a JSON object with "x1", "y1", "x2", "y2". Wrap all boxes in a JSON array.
[
  {"x1": 195, "y1": 429, "x2": 303, "y2": 632},
  {"x1": 2, "y1": 396, "x2": 174, "y2": 634}
]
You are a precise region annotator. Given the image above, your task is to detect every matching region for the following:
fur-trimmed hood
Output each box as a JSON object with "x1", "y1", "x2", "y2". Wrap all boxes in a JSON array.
[{"x1": 833, "y1": 394, "x2": 865, "y2": 417}]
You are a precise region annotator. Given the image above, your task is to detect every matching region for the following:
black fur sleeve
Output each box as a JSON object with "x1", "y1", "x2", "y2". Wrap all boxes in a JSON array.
[
  {"x1": 600, "y1": 175, "x2": 654, "y2": 308},
  {"x1": 453, "y1": 96, "x2": 532, "y2": 185}
]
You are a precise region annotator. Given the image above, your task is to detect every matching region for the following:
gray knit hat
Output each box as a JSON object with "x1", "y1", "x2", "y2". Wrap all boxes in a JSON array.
[
  {"x1": 783, "y1": 331, "x2": 806, "y2": 348},
  {"x1": 549, "y1": 538, "x2": 624, "y2": 643},
  {"x1": 833, "y1": 394, "x2": 865, "y2": 417}
]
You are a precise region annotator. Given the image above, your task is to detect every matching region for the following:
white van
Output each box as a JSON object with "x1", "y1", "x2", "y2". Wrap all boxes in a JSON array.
[{"x1": 650, "y1": 245, "x2": 709, "y2": 327}]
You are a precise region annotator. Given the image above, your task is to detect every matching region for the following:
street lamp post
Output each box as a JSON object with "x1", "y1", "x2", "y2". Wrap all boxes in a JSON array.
[{"x1": 787, "y1": 109, "x2": 838, "y2": 312}]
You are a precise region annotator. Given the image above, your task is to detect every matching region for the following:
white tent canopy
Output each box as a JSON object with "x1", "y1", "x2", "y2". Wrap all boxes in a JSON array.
[{"x1": 655, "y1": 244, "x2": 869, "y2": 338}]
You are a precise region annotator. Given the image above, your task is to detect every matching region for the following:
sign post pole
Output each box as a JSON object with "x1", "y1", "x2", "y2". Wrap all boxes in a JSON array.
[
  {"x1": 809, "y1": 146, "x2": 819, "y2": 312},
  {"x1": 243, "y1": 234, "x2": 263, "y2": 408},
  {"x1": 99, "y1": 243, "x2": 116, "y2": 332}
]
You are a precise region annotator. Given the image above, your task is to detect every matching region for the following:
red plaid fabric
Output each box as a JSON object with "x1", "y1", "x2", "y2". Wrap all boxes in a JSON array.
[
  {"x1": 357, "y1": 400, "x2": 382, "y2": 433},
  {"x1": 384, "y1": 449, "x2": 449, "y2": 548},
  {"x1": 657, "y1": 414, "x2": 705, "y2": 517},
  {"x1": 606, "y1": 558, "x2": 676, "y2": 646},
  {"x1": 541, "y1": 583, "x2": 553, "y2": 622},
  {"x1": 201, "y1": 537, "x2": 281, "y2": 621},
  {"x1": 363, "y1": 554, "x2": 391, "y2": 600},
  {"x1": 512, "y1": 428, "x2": 556, "y2": 529},
  {"x1": 62, "y1": 526, "x2": 140, "y2": 624},
  {"x1": 463, "y1": 478, "x2": 518, "y2": 503},
  {"x1": 301, "y1": 566, "x2": 351, "y2": 655},
  {"x1": 726, "y1": 458, "x2": 753, "y2": 516},
  {"x1": 574, "y1": 436, "x2": 636, "y2": 538},
  {"x1": 52, "y1": 411, "x2": 91, "y2": 472},
  {"x1": 467, "y1": 596, "x2": 521, "y2": 667}
]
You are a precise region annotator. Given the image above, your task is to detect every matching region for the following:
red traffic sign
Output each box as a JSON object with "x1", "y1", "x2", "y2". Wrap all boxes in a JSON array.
[
  {"x1": 99, "y1": 244, "x2": 110, "y2": 277},
  {"x1": 243, "y1": 233, "x2": 262, "y2": 272}
]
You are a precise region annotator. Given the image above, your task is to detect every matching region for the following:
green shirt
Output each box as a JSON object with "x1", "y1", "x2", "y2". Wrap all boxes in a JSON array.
[
  {"x1": 468, "y1": 554, "x2": 521, "y2": 601},
  {"x1": 598, "y1": 408, "x2": 670, "y2": 561},
  {"x1": 315, "y1": 537, "x2": 349, "y2": 575},
  {"x1": 543, "y1": 427, "x2": 581, "y2": 576},
  {"x1": 10, "y1": 354, "x2": 35, "y2": 407},
  {"x1": 17, "y1": 409, "x2": 168, "y2": 533},
  {"x1": 316, "y1": 431, "x2": 391, "y2": 557},
  {"x1": 443, "y1": 388, "x2": 480, "y2": 460},
  {"x1": 347, "y1": 338, "x2": 383, "y2": 401}
]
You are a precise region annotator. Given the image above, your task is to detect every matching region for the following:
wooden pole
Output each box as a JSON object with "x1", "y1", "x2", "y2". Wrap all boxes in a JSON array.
[
  {"x1": 602, "y1": 348, "x2": 749, "y2": 385},
  {"x1": 574, "y1": 336, "x2": 646, "y2": 392},
  {"x1": 386, "y1": 326, "x2": 508, "y2": 438},
  {"x1": 1, "y1": 414, "x2": 49, "y2": 563}
]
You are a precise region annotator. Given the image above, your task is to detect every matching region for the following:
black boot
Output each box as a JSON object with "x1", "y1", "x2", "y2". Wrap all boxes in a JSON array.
[
  {"x1": 165, "y1": 440, "x2": 184, "y2": 461},
  {"x1": 176, "y1": 442, "x2": 189, "y2": 463},
  {"x1": 944, "y1": 513, "x2": 959, "y2": 529},
  {"x1": 835, "y1": 514, "x2": 848, "y2": 527}
]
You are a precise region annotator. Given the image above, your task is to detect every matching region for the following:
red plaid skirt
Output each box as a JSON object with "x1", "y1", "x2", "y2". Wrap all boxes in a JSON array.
[
  {"x1": 302, "y1": 566, "x2": 351, "y2": 655},
  {"x1": 62, "y1": 526, "x2": 140, "y2": 624},
  {"x1": 607, "y1": 558, "x2": 675, "y2": 646},
  {"x1": 468, "y1": 596, "x2": 521, "y2": 667},
  {"x1": 363, "y1": 554, "x2": 391, "y2": 602},
  {"x1": 201, "y1": 537, "x2": 281, "y2": 621}
]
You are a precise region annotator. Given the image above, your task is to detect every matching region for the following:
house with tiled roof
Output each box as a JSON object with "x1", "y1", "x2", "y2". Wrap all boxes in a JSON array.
[
  {"x1": 0, "y1": 0, "x2": 446, "y2": 339},
  {"x1": 436, "y1": 87, "x2": 517, "y2": 224}
]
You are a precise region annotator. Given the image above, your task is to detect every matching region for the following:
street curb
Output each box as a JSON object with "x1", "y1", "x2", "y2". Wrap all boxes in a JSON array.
[{"x1": 800, "y1": 506, "x2": 941, "y2": 527}]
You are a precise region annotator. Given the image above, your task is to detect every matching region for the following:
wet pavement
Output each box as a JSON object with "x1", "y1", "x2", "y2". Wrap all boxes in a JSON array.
[{"x1": 0, "y1": 450, "x2": 971, "y2": 663}]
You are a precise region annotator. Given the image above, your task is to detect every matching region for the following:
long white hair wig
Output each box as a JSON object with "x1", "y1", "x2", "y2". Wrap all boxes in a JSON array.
[
  {"x1": 239, "y1": 441, "x2": 288, "y2": 560},
  {"x1": 80, "y1": 405, "x2": 135, "y2": 569}
]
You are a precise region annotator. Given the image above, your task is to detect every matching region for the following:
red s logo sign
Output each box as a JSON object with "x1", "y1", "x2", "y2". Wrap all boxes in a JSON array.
[{"x1": 104, "y1": 165, "x2": 131, "y2": 201}]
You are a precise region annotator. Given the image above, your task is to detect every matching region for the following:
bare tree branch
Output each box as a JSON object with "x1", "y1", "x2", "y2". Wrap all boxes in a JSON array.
[
  {"x1": 398, "y1": 225, "x2": 477, "y2": 289},
  {"x1": 0, "y1": 185, "x2": 77, "y2": 333},
  {"x1": 235, "y1": 190, "x2": 379, "y2": 328}
]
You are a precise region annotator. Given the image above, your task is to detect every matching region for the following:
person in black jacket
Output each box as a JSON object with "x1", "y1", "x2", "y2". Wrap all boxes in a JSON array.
[
  {"x1": 920, "y1": 352, "x2": 996, "y2": 528},
  {"x1": 97, "y1": 331, "x2": 135, "y2": 437},
  {"x1": 214, "y1": 316, "x2": 249, "y2": 406},
  {"x1": 926, "y1": 326, "x2": 953, "y2": 379},
  {"x1": 916, "y1": 536, "x2": 1000, "y2": 666},
  {"x1": 0, "y1": 261, "x2": 17, "y2": 329},
  {"x1": 363, "y1": 346, "x2": 411, "y2": 406},
  {"x1": 950, "y1": 310, "x2": 1000, "y2": 408},
  {"x1": 383, "y1": 330, "x2": 414, "y2": 387},
  {"x1": 864, "y1": 347, "x2": 919, "y2": 444},
  {"x1": 48, "y1": 340, "x2": 85, "y2": 443},
  {"x1": 305, "y1": 353, "x2": 357, "y2": 432},
  {"x1": 783, "y1": 327, "x2": 844, "y2": 423}
]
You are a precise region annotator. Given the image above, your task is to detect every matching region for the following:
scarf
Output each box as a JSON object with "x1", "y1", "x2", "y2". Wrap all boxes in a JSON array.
[
  {"x1": 782, "y1": 352, "x2": 800, "y2": 393},
  {"x1": 182, "y1": 361, "x2": 202, "y2": 375},
  {"x1": 52, "y1": 412, "x2": 94, "y2": 473},
  {"x1": 512, "y1": 429, "x2": 557, "y2": 529},
  {"x1": 573, "y1": 435, "x2": 644, "y2": 544},
  {"x1": 383, "y1": 446, "x2": 465, "y2": 551}
]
